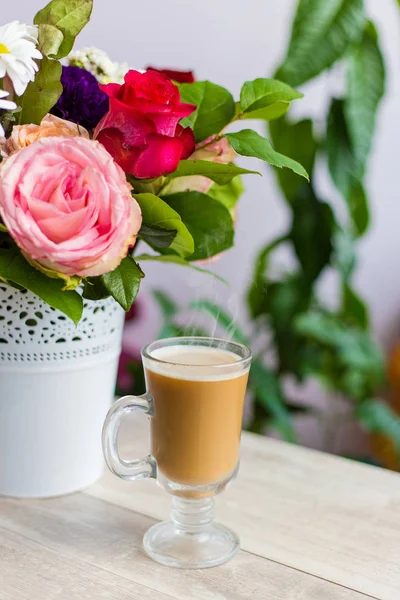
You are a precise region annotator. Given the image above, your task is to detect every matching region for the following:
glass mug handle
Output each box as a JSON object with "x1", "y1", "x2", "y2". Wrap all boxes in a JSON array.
[{"x1": 102, "y1": 394, "x2": 157, "y2": 480}]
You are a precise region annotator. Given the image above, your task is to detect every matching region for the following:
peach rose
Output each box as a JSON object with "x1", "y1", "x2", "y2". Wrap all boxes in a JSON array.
[
  {"x1": 0, "y1": 136, "x2": 141, "y2": 277},
  {"x1": 1, "y1": 114, "x2": 89, "y2": 157}
]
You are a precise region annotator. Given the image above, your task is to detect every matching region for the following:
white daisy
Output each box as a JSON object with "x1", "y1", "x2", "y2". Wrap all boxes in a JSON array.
[
  {"x1": 0, "y1": 21, "x2": 42, "y2": 97},
  {"x1": 0, "y1": 88, "x2": 17, "y2": 138}
]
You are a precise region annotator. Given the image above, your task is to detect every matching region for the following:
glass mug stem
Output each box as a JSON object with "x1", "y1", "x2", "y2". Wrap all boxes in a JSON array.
[
  {"x1": 102, "y1": 336, "x2": 252, "y2": 569},
  {"x1": 102, "y1": 394, "x2": 157, "y2": 481}
]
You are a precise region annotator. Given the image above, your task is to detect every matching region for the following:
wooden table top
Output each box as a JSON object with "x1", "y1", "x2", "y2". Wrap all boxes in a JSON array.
[{"x1": 1, "y1": 415, "x2": 400, "y2": 600}]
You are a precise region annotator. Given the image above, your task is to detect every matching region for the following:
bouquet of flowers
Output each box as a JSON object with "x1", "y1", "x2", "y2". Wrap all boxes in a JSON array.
[{"x1": 0, "y1": 0, "x2": 308, "y2": 325}]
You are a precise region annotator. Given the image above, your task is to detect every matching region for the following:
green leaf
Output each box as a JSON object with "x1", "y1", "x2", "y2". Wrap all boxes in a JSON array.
[
  {"x1": 34, "y1": 0, "x2": 93, "y2": 59},
  {"x1": 18, "y1": 58, "x2": 62, "y2": 125},
  {"x1": 276, "y1": 0, "x2": 365, "y2": 86},
  {"x1": 239, "y1": 102, "x2": 291, "y2": 122},
  {"x1": 295, "y1": 311, "x2": 385, "y2": 384},
  {"x1": 333, "y1": 228, "x2": 356, "y2": 280},
  {"x1": 158, "y1": 323, "x2": 185, "y2": 340},
  {"x1": 135, "y1": 254, "x2": 226, "y2": 283},
  {"x1": 250, "y1": 359, "x2": 297, "y2": 443},
  {"x1": 158, "y1": 323, "x2": 209, "y2": 339},
  {"x1": 326, "y1": 98, "x2": 369, "y2": 236},
  {"x1": 207, "y1": 176, "x2": 245, "y2": 211},
  {"x1": 342, "y1": 282, "x2": 369, "y2": 329},
  {"x1": 163, "y1": 191, "x2": 234, "y2": 261},
  {"x1": 0, "y1": 249, "x2": 83, "y2": 324},
  {"x1": 82, "y1": 277, "x2": 110, "y2": 301},
  {"x1": 225, "y1": 130, "x2": 309, "y2": 181},
  {"x1": 290, "y1": 185, "x2": 333, "y2": 283},
  {"x1": 269, "y1": 118, "x2": 317, "y2": 204},
  {"x1": 134, "y1": 193, "x2": 194, "y2": 258},
  {"x1": 349, "y1": 180, "x2": 369, "y2": 236},
  {"x1": 239, "y1": 78, "x2": 303, "y2": 118},
  {"x1": 344, "y1": 21, "x2": 385, "y2": 178},
  {"x1": 152, "y1": 289, "x2": 178, "y2": 319},
  {"x1": 179, "y1": 81, "x2": 235, "y2": 142},
  {"x1": 247, "y1": 236, "x2": 288, "y2": 319},
  {"x1": 189, "y1": 299, "x2": 248, "y2": 345},
  {"x1": 138, "y1": 224, "x2": 177, "y2": 251},
  {"x1": 265, "y1": 276, "x2": 313, "y2": 376},
  {"x1": 101, "y1": 256, "x2": 144, "y2": 312},
  {"x1": 167, "y1": 160, "x2": 260, "y2": 185},
  {"x1": 356, "y1": 400, "x2": 400, "y2": 454},
  {"x1": 37, "y1": 24, "x2": 64, "y2": 58}
]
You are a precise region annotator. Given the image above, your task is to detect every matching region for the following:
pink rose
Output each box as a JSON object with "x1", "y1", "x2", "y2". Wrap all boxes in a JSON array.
[
  {"x1": 1, "y1": 114, "x2": 89, "y2": 157},
  {"x1": 162, "y1": 135, "x2": 236, "y2": 195},
  {"x1": 0, "y1": 136, "x2": 142, "y2": 277}
]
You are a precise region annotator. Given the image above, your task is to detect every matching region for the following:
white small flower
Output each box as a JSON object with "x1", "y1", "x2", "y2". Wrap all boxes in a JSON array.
[
  {"x1": 0, "y1": 88, "x2": 17, "y2": 138},
  {"x1": 68, "y1": 46, "x2": 129, "y2": 84},
  {"x1": 0, "y1": 21, "x2": 42, "y2": 96}
]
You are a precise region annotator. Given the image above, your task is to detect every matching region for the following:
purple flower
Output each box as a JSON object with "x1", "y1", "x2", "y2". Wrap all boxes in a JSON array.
[{"x1": 51, "y1": 66, "x2": 109, "y2": 130}]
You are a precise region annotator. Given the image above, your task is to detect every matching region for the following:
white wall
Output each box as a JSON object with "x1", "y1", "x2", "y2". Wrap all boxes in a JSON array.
[{"x1": 3, "y1": 0, "x2": 400, "y2": 350}]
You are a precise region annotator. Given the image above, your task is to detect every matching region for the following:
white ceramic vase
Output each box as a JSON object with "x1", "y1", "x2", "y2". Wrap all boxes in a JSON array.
[{"x1": 0, "y1": 284, "x2": 125, "y2": 498}]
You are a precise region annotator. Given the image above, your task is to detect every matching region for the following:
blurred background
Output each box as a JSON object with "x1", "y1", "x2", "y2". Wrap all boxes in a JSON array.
[{"x1": 5, "y1": 0, "x2": 400, "y2": 463}]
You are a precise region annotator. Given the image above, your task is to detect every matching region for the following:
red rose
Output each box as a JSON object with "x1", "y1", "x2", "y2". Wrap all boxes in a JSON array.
[
  {"x1": 95, "y1": 70, "x2": 196, "y2": 179},
  {"x1": 146, "y1": 67, "x2": 195, "y2": 84}
]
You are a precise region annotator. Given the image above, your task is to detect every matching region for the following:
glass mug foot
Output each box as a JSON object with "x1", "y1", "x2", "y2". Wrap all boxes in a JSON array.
[{"x1": 144, "y1": 500, "x2": 240, "y2": 569}]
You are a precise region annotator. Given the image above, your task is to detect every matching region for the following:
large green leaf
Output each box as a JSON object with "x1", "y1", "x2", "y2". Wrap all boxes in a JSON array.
[
  {"x1": 179, "y1": 81, "x2": 235, "y2": 142},
  {"x1": 134, "y1": 254, "x2": 226, "y2": 282},
  {"x1": 225, "y1": 130, "x2": 309, "y2": 180},
  {"x1": 247, "y1": 236, "x2": 288, "y2": 319},
  {"x1": 239, "y1": 78, "x2": 303, "y2": 119},
  {"x1": 34, "y1": 0, "x2": 93, "y2": 59},
  {"x1": 269, "y1": 118, "x2": 317, "y2": 204},
  {"x1": 37, "y1": 24, "x2": 64, "y2": 58},
  {"x1": 250, "y1": 359, "x2": 297, "y2": 442},
  {"x1": 349, "y1": 180, "x2": 369, "y2": 237},
  {"x1": 239, "y1": 102, "x2": 290, "y2": 122},
  {"x1": 342, "y1": 282, "x2": 369, "y2": 329},
  {"x1": 134, "y1": 193, "x2": 194, "y2": 258},
  {"x1": 326, "y1": 99, "x2": 369, "y2": 236},
  {"x1": 207, "y1": 176, "x2": 245, "y2": 211},
  {"x1": 333, "y1": 228, "x2": 356, "y2": 280},
  {"x1": 138, "y1": 224, "x2": 177, "y2": 251},
  {"x1": 158, "y1": 322, "x2": 209, "y2": 339},
  {"x1": 101, "y1": 256, "x2": 144, "y2": 311},
  {"x1": 295, "y1": 311, "x2": 384, "y2": 382},
  {"x1": 168, "y1": 160, "x2": 259, "y2": 185},
  {"x1": 344, "y1": 21, "x2": 385, "y2": 178},
  {"x1": 0, "y1": 249, "x2": 83, "y2": 324},
  {"x1": 356, "y1": 400, "x2": 400, "y2": 454},
  {"x1": 152, "y1": 289, "x2": 178, "y2": 319},
  {"x1": 263, "y1": 275, "x2": 313, "y2": 375},
  {"x1": 18, "y1": 58, "x2": 62, "y2": 125},
  {"x1": 276, "y1": 0, "x2": 365, "y2": 86},
  {"x1": 82, "y1": 277, "x2": 110, "y2": 301},
  {"x1": 189, "y1": 299, "x2": 248, "y2": 345},
  {"x1": 164, "y1": 191, "x2": 235, "y2": 261},
  {"x1": 290, "y1": 185, "x2": 333, "y2": 283}
]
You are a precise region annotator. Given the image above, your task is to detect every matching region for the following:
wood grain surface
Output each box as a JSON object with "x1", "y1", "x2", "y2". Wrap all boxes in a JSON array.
[{"x1": 0, "y1": 414, "x2": 398, "y2": 599}]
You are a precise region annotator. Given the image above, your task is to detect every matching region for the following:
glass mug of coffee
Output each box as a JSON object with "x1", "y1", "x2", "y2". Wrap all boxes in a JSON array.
[{"x1": 102, "y1": 336, "x2": 251, "y2": 569}]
